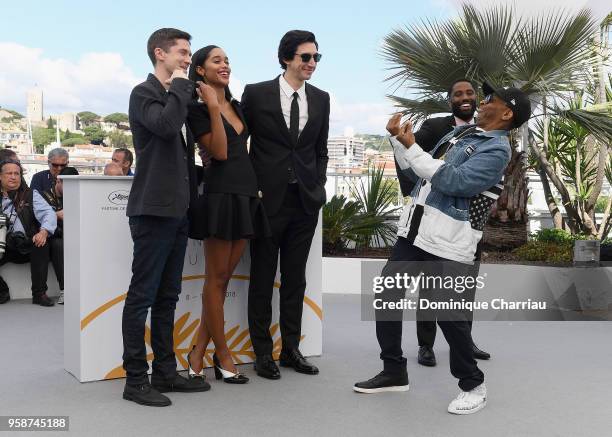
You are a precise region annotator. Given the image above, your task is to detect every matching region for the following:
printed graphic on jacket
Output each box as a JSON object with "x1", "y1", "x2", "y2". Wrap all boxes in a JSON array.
[{"x1": 468, "y1": 182, "x2": 503, "y2": 231}]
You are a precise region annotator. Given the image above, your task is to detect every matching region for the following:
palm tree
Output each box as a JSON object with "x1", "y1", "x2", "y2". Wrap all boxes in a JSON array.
[
  {"x1": 350, "y1": 164, "x2": 401, "y2": 250},
  {"x1": 381, "y1": 4, "x2": 612, "y2": 248}
]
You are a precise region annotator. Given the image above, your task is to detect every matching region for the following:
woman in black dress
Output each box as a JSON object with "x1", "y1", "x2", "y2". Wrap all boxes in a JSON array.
[{"x1": 186, "y1": 45, "x2": 269, "y2": 384}]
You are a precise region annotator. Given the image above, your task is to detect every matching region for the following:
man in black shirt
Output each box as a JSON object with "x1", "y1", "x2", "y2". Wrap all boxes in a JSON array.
[
  {"x1": 30, "y1": 148, "x2": 69, "y2": 194},
  {"x1": 40, "y1": 166, "x2": 78, "y2": 304}
]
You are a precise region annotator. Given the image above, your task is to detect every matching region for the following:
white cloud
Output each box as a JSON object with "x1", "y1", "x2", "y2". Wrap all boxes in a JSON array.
[
  {"x1": 0, "y1": 41, "x2": 252, "y2": 119},
  {"x1": 437, "y1": 0, "x2": 609, "y2": 21},
  {"x1": 329, "y1": 93, "x2": 396, "y2": 136},
  {"x1": 0, "y1": 42, "x2": 141, "y2": 116}
]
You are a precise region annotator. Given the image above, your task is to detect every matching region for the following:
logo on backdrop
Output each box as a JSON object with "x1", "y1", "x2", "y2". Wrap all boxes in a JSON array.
[
  {"x1": 102, "y1": 190, "x2": 130, "y2": 212},
  {"x1": 78, "y1": 275, "x2": 323, "y2": 380},
  {"x1": 107, "y1": 190, "x2": 130, "y2": 205}
]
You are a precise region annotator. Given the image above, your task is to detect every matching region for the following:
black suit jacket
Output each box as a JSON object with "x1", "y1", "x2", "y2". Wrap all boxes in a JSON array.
[
  {"x1": 395, "y1": 115, "x2": 455, "y2": 197},
  {"x1": 241, "y1": 76, "x2": 330, "y2": 216},
  {"x1": 126, "y1": 74, "x2": 197, "y2": 218}
]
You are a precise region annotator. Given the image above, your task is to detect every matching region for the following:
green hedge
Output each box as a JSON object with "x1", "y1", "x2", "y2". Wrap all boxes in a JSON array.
[{"x1": 512, "y1": 241, "x2": 573, "y2": 263}]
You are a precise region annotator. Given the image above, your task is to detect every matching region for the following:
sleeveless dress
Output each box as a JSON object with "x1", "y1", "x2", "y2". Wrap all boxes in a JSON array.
[{"x1": 187, "y1": 99, "x2": 270, "y2": 241}]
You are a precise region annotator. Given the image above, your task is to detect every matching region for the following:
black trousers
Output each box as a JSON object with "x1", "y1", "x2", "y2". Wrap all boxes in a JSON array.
[
  {"x1": 417, "y1": 260, "x2": 479, "y2": 348},
  {"x1": 376, "y1": 237, "x2": 484, "y2": 391},
  {"x1": 122, "y1": 215, "x2": 188, "y2": 386},
  {"x1": 248, "y1": 184, "x2": 318, "y2": 356},
  {"x1": 0, "y1": 237, "x2": 64, "y2": 296}
]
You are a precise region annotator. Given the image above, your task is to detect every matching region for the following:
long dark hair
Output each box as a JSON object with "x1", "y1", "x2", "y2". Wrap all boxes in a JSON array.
[
  {"x1": 188, "y1": 45, "x2": 233, "y2": 102},
  {"x1": 0, "y1": 159, "x2": 30, "y2": 212}
]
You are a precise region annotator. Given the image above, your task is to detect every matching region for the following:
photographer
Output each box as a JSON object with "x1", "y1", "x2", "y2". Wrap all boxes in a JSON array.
[
  {"x1": 40, "y1": 166, "x2": 78, "y2": 304},
  {"x1": 0, "y1": 159, "x2": 58, "y2": 306}
]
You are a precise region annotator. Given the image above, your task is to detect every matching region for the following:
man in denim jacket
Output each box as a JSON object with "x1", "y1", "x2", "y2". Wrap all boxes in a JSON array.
[{"x1": 354, "y1": 82, "x2": 531, "y2": 415}]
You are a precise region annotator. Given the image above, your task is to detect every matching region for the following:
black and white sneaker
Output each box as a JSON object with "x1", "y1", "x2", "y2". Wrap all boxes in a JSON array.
[{"x1": 353, "y1": 371, "x2": 409, "y2": 394}]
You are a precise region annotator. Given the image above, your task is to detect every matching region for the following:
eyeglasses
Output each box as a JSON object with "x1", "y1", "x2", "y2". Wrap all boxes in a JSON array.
[
  {"x1": 295, "y1": 53, "x2": 322, "y2": 63},
  {"x1": 49, "y1": 162, "x2": 68, "y2": 168}
]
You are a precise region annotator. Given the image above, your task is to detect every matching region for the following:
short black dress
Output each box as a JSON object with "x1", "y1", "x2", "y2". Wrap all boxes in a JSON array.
[{"x1": 187, "y1": 100, "x2": 270, "y2": 241}]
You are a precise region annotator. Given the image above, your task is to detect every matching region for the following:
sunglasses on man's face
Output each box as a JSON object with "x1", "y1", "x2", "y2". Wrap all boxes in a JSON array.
[
  {"x1": 483, "y1": 93, "x2": 512, "y2": 107},
  {"x1": 296, "y1": 53, "x2": 322, "y2": 63},
  {"x1": 50, "y1": 162, "x2": 68, "y2": 168},
  {"x1": 483, "y1": 94, "x2": 496, "y2": 104}
]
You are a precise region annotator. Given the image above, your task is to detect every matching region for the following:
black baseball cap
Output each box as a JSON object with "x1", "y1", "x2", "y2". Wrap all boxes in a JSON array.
[{"x1": 482, "y1": 82, "x2": 531, "y2": 128}]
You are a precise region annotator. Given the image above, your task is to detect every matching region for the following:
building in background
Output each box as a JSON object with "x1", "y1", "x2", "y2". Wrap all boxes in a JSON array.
[
  {"x1": 327, "y1": 136, "x2": 365, "y2": 169},
  {"x1": 26, "y1": 86, "x2": 44, "y2": 122},
  {"x1": 53, "y1": 112, "x2": 78, "y2": 132}
]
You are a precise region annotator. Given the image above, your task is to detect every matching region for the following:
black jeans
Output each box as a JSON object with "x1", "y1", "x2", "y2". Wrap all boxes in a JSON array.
[
  {"x1": 0, "y1": 237, "x2": 64, "y2": 296},
  {"x1": 375, "y1": 237, "x2": 484, "y2": 391},
  {"x1": 248, "y1": 184, "x2": 318, "y2": 356},
  {"x1": 417, "y1": 260, "x2": 479, "y2": 348},
  {"x1": 122, "y1": 215, "x2": 188, "y2": 386}
]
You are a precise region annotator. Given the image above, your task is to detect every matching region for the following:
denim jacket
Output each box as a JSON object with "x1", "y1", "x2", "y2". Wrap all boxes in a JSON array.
[{"x1": 392, "y1": 125, "x2": 511, "y2": 263}]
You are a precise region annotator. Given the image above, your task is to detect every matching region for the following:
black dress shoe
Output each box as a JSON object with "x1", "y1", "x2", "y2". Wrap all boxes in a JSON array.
[
  {"x1": 123, "y1": 382, "x2": 171, "y2": 407},
  {"x1": 472, "y1": 343, "x2": 491, "y2": 360},
  {"x1": 417, "y1": 346, "x2": 436, "y2": 367},
  {"x1": 151, "y1": 373, "x2": 211, "y2": 393},
  {"x1": 279, "y1": 349, "x2": 319, "y2": 375},
  {"x1": 353, "y1": 371, "x2": 409, "y2": 393},
  {"x1": 32, "y1": 293, "x2": 54, "y2": 307},
  {"x1": 0, "y1": 291, "x2": 9, "y2": 304},
  {"x1": 254, "y1": 355, "x2": 281, "y2": 380}
]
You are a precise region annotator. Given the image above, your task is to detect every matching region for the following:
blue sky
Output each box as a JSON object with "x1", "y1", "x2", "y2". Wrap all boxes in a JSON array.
[{"x1": 0, "y1": 0, "x2": 607, "y2": 135}]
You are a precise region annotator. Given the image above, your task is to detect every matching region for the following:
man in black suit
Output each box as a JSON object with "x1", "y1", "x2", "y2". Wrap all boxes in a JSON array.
[
  {"x1": 122, "y1": 28, "x2": 208, "y2": 407},
  {"x1": 242, "y1": 30, "x2": 329, "y2": 379},
  {"x1": 394, "y1": 79, "x2": 490, "y2": 367}
]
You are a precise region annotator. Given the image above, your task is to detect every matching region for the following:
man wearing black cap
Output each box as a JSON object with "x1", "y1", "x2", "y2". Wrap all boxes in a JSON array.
[
  {"x1": 396, "y1": 78, "x2": 491, "y2": 368},
  {"x1": 354, "y1": 83, "x2": 531, "y2": 415}
]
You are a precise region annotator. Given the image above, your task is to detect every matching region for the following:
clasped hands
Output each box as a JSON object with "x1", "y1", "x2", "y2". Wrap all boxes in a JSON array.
[{"x1": 386, "y1": 113, "x2": 415, "y2": 149}]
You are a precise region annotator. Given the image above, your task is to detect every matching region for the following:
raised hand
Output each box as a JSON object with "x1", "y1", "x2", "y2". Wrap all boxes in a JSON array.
[
  {"x1": 397, "y1": 119, "x2": 415, "y2": 149},
  {"x1": 386, "y1": 113, "x2": 402, "y2": 136},
  {"x1": 195, "y1": 81, "x2": 219, "y2": 109},
  {"x1": 164, "y1": 68, "x2": 189, "y2": 85}
]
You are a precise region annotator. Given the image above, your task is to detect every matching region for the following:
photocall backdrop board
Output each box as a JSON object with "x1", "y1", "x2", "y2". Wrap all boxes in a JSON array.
[{"x1": 62, "y1": 176, "x2": 322, "y2": 382}]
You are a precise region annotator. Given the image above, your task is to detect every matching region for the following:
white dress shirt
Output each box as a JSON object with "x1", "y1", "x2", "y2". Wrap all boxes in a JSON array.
[
  {"x1": 279, "y1": 74, "x2": 308, "y2": 135},
  {"x1": 454, "y1": 116, "x2": 475, "y2": 126}
]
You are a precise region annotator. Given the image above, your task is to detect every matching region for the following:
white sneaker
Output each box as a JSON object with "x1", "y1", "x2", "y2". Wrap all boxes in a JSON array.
[
  {"x1": 57, "y1": 291, "x2": 64, "y2": 305},
  {"x1": 447, "y1": 383, "x2": 486, "y2": 415}
]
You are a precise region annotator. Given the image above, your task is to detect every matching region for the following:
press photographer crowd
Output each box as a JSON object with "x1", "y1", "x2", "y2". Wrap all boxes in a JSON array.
[{"x1": 0, "y1": 146, "x2": 134, "y2": 306}]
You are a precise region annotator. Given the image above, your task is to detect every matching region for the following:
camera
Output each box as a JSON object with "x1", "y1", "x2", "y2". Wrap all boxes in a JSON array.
[
  {"x1": 0, "y1": 212, "x2": 7, "y2": 258},
  {"x1": 6, "y1": 231, "x2": 32, "y2": 255}
]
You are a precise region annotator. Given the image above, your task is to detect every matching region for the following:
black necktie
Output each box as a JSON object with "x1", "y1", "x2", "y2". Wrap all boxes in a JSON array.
[{"x1": 290, "y1": 91, "x2": 299, "y2": 144}]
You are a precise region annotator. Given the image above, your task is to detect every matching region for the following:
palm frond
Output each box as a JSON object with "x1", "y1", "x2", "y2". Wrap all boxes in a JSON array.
[
  {"x1": 559, "y1": 108, "x2": 612, "y2": 144},
  {"x1": 350, "y1": 164, "x2": 401, "y2": 248},
  {"x1": 509, "y1": 9, "x2": 597, "y2": 95}
]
